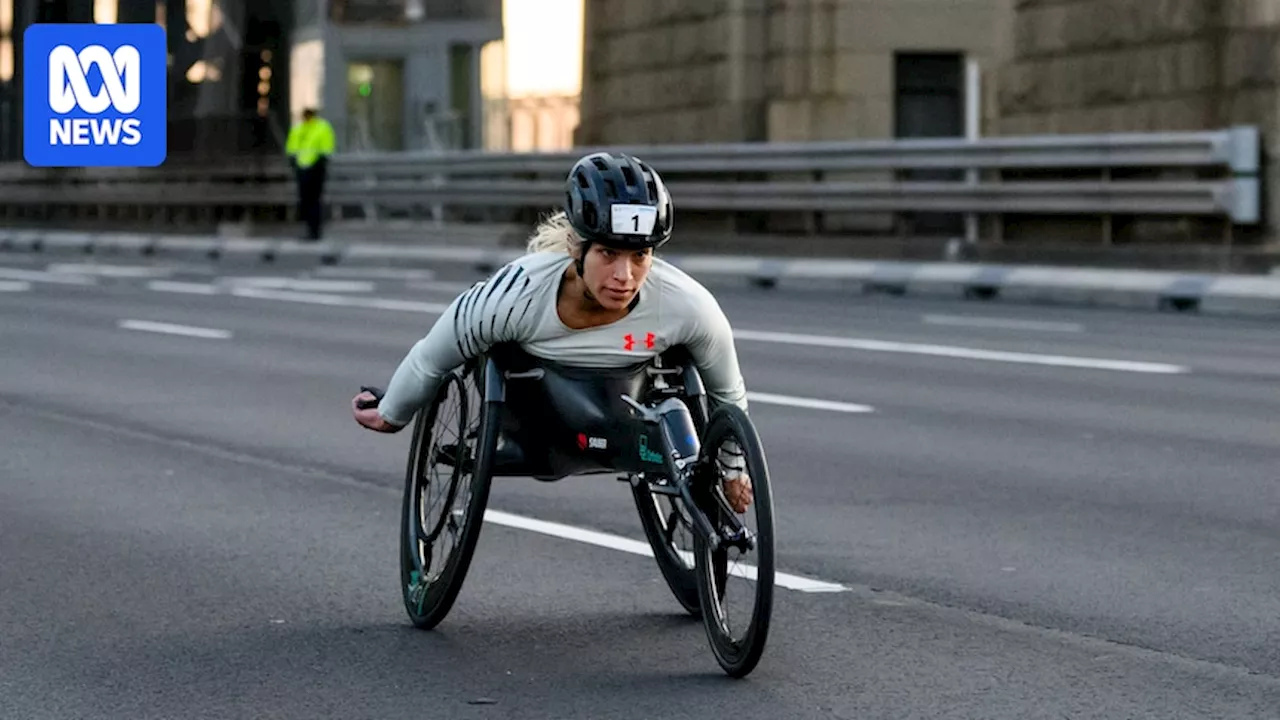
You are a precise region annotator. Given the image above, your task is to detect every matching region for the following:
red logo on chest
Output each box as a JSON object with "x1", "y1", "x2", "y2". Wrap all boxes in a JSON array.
[{"x1": 624, "y1": 332, "x2": 656, "y2": 351}]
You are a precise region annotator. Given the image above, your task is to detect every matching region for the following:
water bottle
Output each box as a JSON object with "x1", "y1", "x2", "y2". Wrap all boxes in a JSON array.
[{"x1": 655, "y1": 398, "x2": 700, "y2": 461}]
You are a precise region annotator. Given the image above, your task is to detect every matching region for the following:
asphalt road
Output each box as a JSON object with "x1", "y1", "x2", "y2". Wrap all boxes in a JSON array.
[{"x1": 2, "y1": 255, "x2": 1279, "y2": 719}]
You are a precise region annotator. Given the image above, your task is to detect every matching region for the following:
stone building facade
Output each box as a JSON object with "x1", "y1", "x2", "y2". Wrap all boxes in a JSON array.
[
  {"x1": 996, "y1": 0, "x2": 1278, "y2": 246},
  {"x1": 576, "y1": 0, "x2": 1278, "y2": 252},
  {"x1": 575, "y1": 0, "x2": 1011, "y2": 239},
  {"x1": 997, "y1": 0, "x2": 1278, "y2": 135},
  {"x1": 576, "y1": 0, "x2": 1012, "y2": 146}
]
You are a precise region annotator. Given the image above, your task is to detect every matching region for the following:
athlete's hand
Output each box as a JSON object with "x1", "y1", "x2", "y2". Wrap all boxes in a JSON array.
[
  {"x1": 352, "y1": 391, "x2": 404, "y2": 433},
  {"x1": 723, "y1": 473, "x2": 753, "y2": 514},
  {"x1": 716, "y1": 440, "x2": 753, "y2": 513}
]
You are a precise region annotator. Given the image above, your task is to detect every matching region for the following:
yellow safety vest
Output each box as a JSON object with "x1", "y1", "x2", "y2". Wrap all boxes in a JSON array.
[{"x1": 286, "y1": 118, "x2": 336, "y2": 169}]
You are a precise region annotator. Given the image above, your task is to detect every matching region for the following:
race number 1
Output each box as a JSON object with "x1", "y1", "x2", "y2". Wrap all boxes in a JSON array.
[{"x1": 611, "y1": 204, "x2": 658, "y2": 236}]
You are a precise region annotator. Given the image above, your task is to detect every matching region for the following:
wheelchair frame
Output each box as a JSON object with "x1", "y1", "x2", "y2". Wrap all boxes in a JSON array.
[{"x1": 398, "y1": 344, "x2": 775, "y2": 678}]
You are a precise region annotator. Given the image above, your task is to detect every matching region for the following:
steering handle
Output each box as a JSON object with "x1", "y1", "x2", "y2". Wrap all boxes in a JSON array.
[{"x1": 356, "y1": 385, "x2": 385, "y2": 410}]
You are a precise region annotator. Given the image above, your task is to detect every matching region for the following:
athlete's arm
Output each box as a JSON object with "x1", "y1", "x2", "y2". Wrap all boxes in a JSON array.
[
  {"x1": 682, "y1": 286, "x2": 749, "y2": 413},
  {"x1": 373, "y1": 263, "x2": 535, "y2": 428}
]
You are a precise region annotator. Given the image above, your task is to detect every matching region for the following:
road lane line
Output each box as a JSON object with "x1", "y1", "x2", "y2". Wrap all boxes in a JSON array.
[
  {"x1": 142, "y1": 282, "x2": 1181, "y2": 375},
  {"x1": 118, "y1": 319, "x2": 232, "y2": 339},
  {"x1": 228, "y1": 287, "x2": 451, "y2": 314},
  {"x1": 218, "y1": 277, "x2": 377, "y2": 293},
  {"x1": 49, "y1": 263, "x2": 173, "y2": 278},
  {"x1": 747, "y1": 392, "x2": 874, "y2": 414},
  {"x1": 922, "y1": 314, "x2": 1085, "y2": 333},
  {"x1": 0, "y1": 280, "x2": 31, "y2": 292},
  {"x1": 148, "y1": 281, "x2": 219, "y2": 295},
  {"x1": 313, "y1": 267, "x2": 437, "y2": 280},
  {"x1": 733, "y1": 329, "x2": 1189, "y2": 374},
  {"x1": 485, "y1": 509, "x2": 849, "y2": 593},
  {"x1": 0, "y1": 267, "x2": 98, "y2": 285},
  {"x1": 406, "y1": 280, "x2": 483, "y2": 293}
]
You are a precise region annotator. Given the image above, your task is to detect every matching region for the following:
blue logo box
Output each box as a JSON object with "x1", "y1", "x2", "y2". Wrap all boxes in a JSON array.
[{"x1": 23, "y1": 23, "x2": 167, "y2": 167}]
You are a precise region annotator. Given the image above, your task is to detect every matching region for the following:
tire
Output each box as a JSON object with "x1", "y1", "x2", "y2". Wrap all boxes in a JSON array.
[
  {"x1": 693, "y1": 403, "x2": 776, "y2": 678},
  {"x1": 399, "y1": 365, "x2": 499, "y2": 630},
  {"x1": 631, "y1": 480, "x2": 702, "y2": 616}
]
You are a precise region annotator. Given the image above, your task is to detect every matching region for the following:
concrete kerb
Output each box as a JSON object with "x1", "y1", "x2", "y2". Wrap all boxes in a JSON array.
[{"x1": 2, "y1": 228, "x2": 1278, "y2": 318}]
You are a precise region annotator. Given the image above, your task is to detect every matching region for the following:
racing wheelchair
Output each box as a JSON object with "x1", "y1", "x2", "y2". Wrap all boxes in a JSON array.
[{"x1": 366, "y1": 342, "x2": 775, "y2": 678}]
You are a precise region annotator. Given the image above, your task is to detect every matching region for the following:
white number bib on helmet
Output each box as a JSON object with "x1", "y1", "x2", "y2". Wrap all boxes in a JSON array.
[{"x1": 611, "y1": 204, "x2": 658, "y2": 236}]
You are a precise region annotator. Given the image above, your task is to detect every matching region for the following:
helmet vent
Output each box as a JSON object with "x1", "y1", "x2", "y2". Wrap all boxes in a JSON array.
[
  {"x1": 583, "y1": 201, "x2": 598, "y2": 227},
  {"x1": 621, "y1": 166, "x2": 638, "y2": 186},
  {"x1": 576, "y1": 171, "x2": 590, "y2": 188},
  {"x1": 591, "y1": 158, "x2": 609, "y2": 172},
  {"x1": 646, "y1": 179, "x2": 657, "y2": 200},
  {"x1": 603, "y1": 179, "x2": 617, "y2": 198}
]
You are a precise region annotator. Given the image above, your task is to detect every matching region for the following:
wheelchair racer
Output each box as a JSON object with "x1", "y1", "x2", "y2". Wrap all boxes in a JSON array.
[{"x1": 351, "y1": 152, "x2": 754, "y2": 513}]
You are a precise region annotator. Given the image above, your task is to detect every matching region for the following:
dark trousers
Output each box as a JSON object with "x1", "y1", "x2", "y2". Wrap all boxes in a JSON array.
[{"x1": 295, "y1": 159, "x2": 328, "y2": 240}]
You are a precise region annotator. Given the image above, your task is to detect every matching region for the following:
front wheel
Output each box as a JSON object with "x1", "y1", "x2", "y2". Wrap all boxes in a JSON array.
[
  {"x1": 399, "y1": 366, "x2": 498, "y2": 629},
  {"x1": 693, "y1": 403, "x2": 776, "y2": 678}
]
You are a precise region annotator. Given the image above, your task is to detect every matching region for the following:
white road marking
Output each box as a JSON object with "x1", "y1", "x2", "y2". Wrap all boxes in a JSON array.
[
  {"x1": 747, "y1": 391, "x2": 874, "y2": 414},
  {"x1": 485, "y1": 509, "x2": 849, "y2": 593},
  {"x1": 0, "y1": 267, "x2": 98, "y2": 285},
  {"x1": 228, "y1": 287, "x2": 451, "y2": 313},
  {"x1": 146, "y1": 282, "x2": 451, "y2": 312},
  {"x1": 49, "y1": 263, "x2": 172, "y2": 278},
  {"x1": 142, "y1": 279, "x2": 1180, "y2": 376},
  {"x1": 922, "y1": 314, "x2": 1085, "y2": 333},
  {"x1": 147, "y1": 281, "x2": 219, "y2": 295},
  {"x1": 118, "y1": 319, "x2": 232, "y2": 339},
  {"x1": 313, "y1": 267, "x2": 437, "y2": 280},
  {"x1": 733, "y1": 329, "x2": 1189, "y2": 375},
  {"x1": 0, "y1": 280, "x2": 31, "y2": 292},
  {"x1": 406, "y1": 280, "x2": 483, "y2": 293},
  {"x1": 218, "y1": 276, "x2": 376, "y2": 293}
]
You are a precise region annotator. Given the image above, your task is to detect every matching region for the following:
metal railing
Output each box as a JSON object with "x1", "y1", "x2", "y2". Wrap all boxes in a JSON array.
[{"x1": 0, "y1": 126, "x2": 1261, "y2": 229}]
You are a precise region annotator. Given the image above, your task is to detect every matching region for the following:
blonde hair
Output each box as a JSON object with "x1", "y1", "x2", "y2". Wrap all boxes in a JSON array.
[{"x1": 525, "y1": 211, "x2": 585, "y2": 256}]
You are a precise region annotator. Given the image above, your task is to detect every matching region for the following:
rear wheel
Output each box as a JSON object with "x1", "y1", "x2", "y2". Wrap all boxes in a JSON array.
[
  {"x1": 399, "y1": 364, "x2": 499, "y2": 629},
  {"x1": 693, "y1": 403, "x2": 776, "y2": 678}
]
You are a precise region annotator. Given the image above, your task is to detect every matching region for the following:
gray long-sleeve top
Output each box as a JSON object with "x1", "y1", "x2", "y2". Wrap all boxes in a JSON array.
[{"x1": 377, "y1": 250, "x2": 749, "y2": 426}]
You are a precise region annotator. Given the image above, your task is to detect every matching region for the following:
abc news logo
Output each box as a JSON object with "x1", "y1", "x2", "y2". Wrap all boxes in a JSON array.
[
  {"x1": 48, "y1": 44, "x2": 143, "y2": 147},
  {"x1": 24, "y1": 24, "x2": 165, "y2": 167}
]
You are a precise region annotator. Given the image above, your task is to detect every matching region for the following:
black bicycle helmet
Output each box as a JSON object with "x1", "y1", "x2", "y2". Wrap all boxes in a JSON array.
[{"x1": 563, "y1": 152, "x2": 673, "y2": 250}]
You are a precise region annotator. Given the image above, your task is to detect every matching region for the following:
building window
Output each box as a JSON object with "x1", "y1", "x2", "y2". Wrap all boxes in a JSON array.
[
  {"x1": 894, "y1": 52, "x2": 965, "y2": 234},
  {"x1": 345, "y1": 60, "x2": 405, "y2": 151},
  {"x1": 0, "y1": 0, "x2": 12, "y2": 83},
  {"x1": 894, "y1": 52, "x2": 963, "y2": 139},
  {"x1": 95, "y1": 0, "x2": 118, "y2": 23},
  {"x1": 449, "y1": 43, "x2": 475, "y2": 150}
]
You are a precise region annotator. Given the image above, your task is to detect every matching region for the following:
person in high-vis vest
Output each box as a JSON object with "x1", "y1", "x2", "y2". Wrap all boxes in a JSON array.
[{"x1": 285, "y1": 108, "x2": 337, "y2": 240}]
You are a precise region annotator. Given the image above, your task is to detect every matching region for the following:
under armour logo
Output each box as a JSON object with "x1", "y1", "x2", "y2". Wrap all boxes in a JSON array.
[{"x1": 623, "y1": 332, "x2": 657, "y2": 351}]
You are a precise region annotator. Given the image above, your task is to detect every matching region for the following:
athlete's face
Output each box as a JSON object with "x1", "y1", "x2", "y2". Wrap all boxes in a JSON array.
[{"x1": 579, "y1": 244, "x2": 653, "y2": 311}]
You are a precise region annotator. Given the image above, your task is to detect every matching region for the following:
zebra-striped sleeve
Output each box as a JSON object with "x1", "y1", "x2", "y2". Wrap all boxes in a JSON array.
[{"x1": 377, "y1": 260, "x2": 536, "y2": 426}]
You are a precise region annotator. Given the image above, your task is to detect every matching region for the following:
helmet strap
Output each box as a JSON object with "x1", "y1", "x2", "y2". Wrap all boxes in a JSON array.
[{"x1": 574, "y1": 241, "x2": 590, "y2": 277}]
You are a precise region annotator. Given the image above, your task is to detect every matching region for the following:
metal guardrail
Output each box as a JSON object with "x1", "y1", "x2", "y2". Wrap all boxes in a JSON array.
[{"x1": 0, "y1": 126, "x2": 1262, "y2": 225}]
